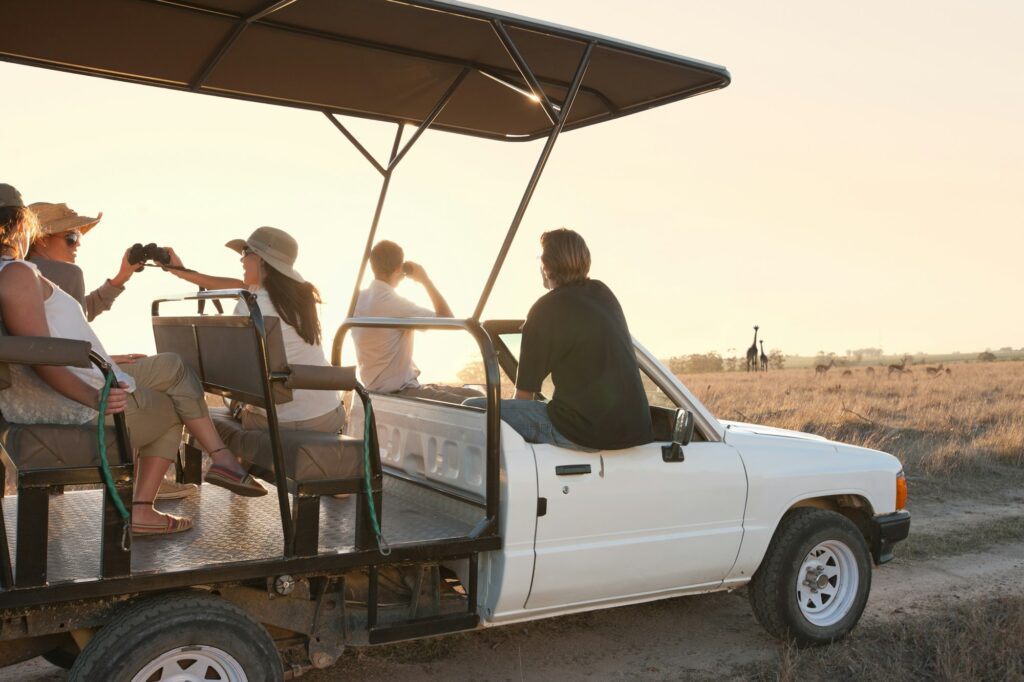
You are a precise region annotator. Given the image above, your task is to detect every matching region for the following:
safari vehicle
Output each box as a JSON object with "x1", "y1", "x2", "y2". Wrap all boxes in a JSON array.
[{"x1": 0, "y1": 1, "x2": 910, "y2": 679}]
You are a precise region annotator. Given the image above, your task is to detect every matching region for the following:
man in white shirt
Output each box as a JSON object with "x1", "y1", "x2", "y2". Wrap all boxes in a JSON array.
[{"x1": 352, "y1": 240, "x2": 482, "y2": 403}]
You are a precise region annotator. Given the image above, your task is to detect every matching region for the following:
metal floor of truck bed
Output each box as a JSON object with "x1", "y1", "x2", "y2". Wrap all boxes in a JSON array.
[{"x1": 2, "y1": 477, "x2": 481, "y2": 585}]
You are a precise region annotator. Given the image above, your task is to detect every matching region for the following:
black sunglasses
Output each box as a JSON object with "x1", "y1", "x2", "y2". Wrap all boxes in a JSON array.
[{"x1": 63, "y1": 232, "x2": 82, "y2": 246}]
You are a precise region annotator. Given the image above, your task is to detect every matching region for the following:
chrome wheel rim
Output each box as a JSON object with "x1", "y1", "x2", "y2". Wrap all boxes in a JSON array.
[
  {"x1": 796, "y1": 539, "x2": 859, "y2": 627},
  {"x1": 131, "y1": 645, "x2": 247, "y2": 682}
]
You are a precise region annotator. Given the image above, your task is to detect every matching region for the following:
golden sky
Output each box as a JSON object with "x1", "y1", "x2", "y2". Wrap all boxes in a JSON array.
[{"x1": 2, "y1": 0, "x2": 1022, "y2": 379}]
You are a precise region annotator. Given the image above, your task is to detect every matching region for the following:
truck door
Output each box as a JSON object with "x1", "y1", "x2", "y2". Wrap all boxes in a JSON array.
[{"x1": 525, "y1": 428, "x2": 747, "y2": 611}]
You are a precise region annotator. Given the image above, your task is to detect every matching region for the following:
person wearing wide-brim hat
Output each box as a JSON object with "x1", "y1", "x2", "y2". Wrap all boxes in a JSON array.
[
  {"x1": 27, "y1": 202, "x2": 142, "y2": 322},
  {"x1": 163, "y1": 227, "x2": 345, "y2": 437}
]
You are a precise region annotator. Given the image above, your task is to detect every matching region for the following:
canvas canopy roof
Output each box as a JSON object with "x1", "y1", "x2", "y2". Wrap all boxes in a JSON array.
[{"x1": 1, "y1": 0, "x2": 730, "y2": 141}]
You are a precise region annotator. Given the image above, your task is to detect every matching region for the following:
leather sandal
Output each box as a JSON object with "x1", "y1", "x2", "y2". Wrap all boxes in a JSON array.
[
  {"x1": 205, "y1": 462, "x2": 268, "y2": 497},
  {"x1": 131, "y1": 501, "x2": 193, "y2": 536}
]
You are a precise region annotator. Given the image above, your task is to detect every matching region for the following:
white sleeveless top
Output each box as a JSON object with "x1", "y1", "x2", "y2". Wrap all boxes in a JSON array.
[
  {"x1": 0, "y1": 259, "x2": 135, "y2": 425},
  {"x1": 234, "y1": 288, "x2": 341, "y2": 423}
]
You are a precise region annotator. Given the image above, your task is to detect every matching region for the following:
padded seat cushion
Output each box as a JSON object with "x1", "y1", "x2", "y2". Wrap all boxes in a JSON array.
[
  {"x1": 0, "y1": 419, "x2": 126, "y2": 470},
  {"x1": 211, "y1": 408, "x2": 363, "y2": 482}
]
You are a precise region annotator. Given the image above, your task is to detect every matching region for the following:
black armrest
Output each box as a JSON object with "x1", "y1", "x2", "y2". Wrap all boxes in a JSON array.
[
  {"x1": 0, "y1": 337, "x2": 92, "y2": 368},
  {"x1": 284, "y1": 365, "x2": 358, "y2": 391}
]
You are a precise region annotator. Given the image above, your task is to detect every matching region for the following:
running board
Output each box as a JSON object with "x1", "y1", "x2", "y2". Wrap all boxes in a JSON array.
[{"x1": 368, "y1": 612, "x2": 479, "y2": 644}]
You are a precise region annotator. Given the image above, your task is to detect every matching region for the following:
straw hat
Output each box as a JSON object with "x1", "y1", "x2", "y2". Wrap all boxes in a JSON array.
[
  {"x1": 29, "y1": 202, "x2": 103, "y2": 235},
  {"x1": 225, "y1": 226, "x2": 305, "y2": 283},
  {"x1": 0, "y1": 184, "x2": 25, "y2": 209}
]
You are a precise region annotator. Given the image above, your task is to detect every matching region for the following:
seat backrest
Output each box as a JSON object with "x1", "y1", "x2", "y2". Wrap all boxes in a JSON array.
[{"x1": 153, "y1": 315, "x2": 292, "y2": 407}]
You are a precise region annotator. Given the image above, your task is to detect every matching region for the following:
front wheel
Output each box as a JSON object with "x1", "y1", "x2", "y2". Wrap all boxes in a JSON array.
[
  {"x1": 748, "y1": 508, "x2": 871, "y2": 645},
  {"x1": 69, "y1": 591, "x2": 283, "y2": 682}
]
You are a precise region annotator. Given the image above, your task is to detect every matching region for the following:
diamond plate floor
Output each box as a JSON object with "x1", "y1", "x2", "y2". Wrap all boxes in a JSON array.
[{"x1": 2, "y1": 477, "x2": 480, "y2": 585}]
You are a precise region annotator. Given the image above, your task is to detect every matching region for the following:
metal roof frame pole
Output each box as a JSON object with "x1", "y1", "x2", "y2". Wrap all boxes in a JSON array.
[
  {"x1": 188, "y1": 0, "x2": 297, "y2": 90},
  {"x1": 326, "y1": 68, "x2": 469, "y2": 317},
  {"x1": 472, "y1": 42, "x2": 594, "y2": 321},
  {"x1": 492, "y1": 20, "x2": 558, "y2": 125}
]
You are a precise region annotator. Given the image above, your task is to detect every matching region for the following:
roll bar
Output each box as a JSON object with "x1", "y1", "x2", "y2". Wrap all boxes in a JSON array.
[{"x1": 332, "y1": 317, "x2": 502, "y2": 538}]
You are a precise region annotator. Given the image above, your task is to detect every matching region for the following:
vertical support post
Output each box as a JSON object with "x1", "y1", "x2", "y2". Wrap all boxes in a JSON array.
[
  {"x1": 181, "y1": 439, "x2": 204, "y2": 485},
  {"x1": 468, "y1": 553, "x2": 479, "y2": 615},
  {"x1": 100, "y1": 477, "x2": 133, "y2": 578},
  {"x1": 472, "y1": 42, "x2": 594, "y2": 321},
  {"x1": 368, "y1": 564, "x2": 380, "y2": 629},
  {"x1": 292, "y1": 493, "x2": 321, "y2": 557},
  {"x1": 15, "y1": 485, "x2": 48, "y2": 587},
  {"x1": 246, "y1": 293, "x2": 296, "y2": 556},
  {"x1": 345, "y1": 125, "x2": 405, "y2": 318}
]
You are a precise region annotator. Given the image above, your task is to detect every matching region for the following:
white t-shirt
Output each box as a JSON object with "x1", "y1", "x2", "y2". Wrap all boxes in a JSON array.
[
  {"x1": 0, "y1": 259, "x2": 135, "y2": 424},
  {"x1": 351, "y1": 280, "x2": 435, "y2": 393},
  {"x1": 233, "y1": 288, "x2": 340, "y2": 423}
]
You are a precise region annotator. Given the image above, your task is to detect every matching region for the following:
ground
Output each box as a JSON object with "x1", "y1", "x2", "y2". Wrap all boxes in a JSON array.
[{"x1": 3, "y1": 362, "x2": 1022, "y2": 680}]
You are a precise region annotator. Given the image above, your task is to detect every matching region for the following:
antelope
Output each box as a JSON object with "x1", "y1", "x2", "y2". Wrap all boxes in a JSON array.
[
  {"x1": 887, "y1": 356, "x2": 911, "y2": 378},
  {"x1": 815, "y1": 358, "x2": 836, "y2": 376},
  {"x1": 925, "y1": 363, "x2": 945, "y2": 376}
]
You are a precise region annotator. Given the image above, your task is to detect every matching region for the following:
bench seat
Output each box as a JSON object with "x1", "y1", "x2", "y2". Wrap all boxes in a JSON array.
[{"x1": 210, "y1": 408, "x2": 363, "y2": 483}]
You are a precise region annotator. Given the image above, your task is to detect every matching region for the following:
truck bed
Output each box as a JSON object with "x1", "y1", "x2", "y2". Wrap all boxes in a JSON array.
[{"x1": 2, "y1": 476, "x2": 481, "y2": 585}]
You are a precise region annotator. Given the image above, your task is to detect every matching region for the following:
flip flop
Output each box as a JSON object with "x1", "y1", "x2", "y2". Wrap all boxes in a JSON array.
[
  {"x1": 205, "y1": 464, "x2": 268, "y2": 497},
  {"x1": 131, "y1": 502, "x2": 193, "y2": 536}
]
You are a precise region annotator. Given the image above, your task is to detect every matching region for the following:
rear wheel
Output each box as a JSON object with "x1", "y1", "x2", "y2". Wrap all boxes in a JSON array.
[
  {"x1": 748, "y1": 508, "x2": 871, "y2": 645},
  {"x1": 69, "y1": 591, "x2": 283, "y2": 682}
]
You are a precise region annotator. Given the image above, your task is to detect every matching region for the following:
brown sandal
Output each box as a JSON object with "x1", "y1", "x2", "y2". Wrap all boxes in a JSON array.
[
  {"x1": 131, "y1": 501, "x2": 193, "y2": 536},
  {"x1": 205, "y1": 451, "x2": 267, "y2": 497}
]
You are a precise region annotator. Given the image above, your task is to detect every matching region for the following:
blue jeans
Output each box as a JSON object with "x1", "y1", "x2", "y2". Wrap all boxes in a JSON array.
[{"x1": 462, "y1": 398, "x2": 592, "y2": 451}]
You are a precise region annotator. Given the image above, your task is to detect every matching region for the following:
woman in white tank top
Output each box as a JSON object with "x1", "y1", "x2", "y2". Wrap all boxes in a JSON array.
[
  {"x1": 0, "y1": 185, "x2": 266, "y2": 536},
  {"x1": 161, "y1": 226, "x2": 345, "y2": 433}
]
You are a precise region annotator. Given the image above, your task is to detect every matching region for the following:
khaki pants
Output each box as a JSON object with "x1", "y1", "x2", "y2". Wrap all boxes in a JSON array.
[
  {"x1": 239, "y1": 404, "x2": 346, "y2": 433},
  {"x1": 106, "y1": 353, "x2": 208, "y2": 462}
]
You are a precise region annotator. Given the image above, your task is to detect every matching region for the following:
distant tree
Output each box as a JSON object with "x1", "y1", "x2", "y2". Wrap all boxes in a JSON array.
[
  {"x1": 768, "y1": 349, "x2": 786, "y2": 370},
  {"x1": 667, "y1": 356, "x2": 687, "y2": 374},
  {"x1": 977, "y1": 351, "x2": 997, "y2": 362},
  {"x1": 999, "y1": 346, "x2": 1013, "y2": 353},
  {"x1": 724, "y1": 356, "x2": 739, "y2": 372},
  {"x1": 850, "y1": 347, "x2": 884, "y2": 359},
  {"x1": 457, "y1": 361, "x2": 486, "y2": 385},
  {"x1": 685, "y1": 352, "x2": 724, "y2": 373}
]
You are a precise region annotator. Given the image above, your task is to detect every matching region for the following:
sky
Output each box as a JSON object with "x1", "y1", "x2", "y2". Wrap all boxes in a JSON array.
[{"x1": 2, "y1": 0, "x2": 1022, "y2": 379}]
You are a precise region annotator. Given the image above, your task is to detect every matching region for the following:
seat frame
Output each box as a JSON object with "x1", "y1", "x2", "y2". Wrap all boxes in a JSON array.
[
  {"x1": 153, "y1": 290, "x2": 382, "y2": 558},
  {"x1": 0, "y1": 347, "x2": 133, "y2": 589}
]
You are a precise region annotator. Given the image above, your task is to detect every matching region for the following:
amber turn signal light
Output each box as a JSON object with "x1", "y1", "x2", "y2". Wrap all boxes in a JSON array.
[{"x1": 895, "y1": 471, "x2": 908, "y2": 510}]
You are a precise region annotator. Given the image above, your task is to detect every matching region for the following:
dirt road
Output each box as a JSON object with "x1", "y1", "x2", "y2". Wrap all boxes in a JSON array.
[{"x1": 5, "y1": 494, "x2": 1022, "y2": 681}]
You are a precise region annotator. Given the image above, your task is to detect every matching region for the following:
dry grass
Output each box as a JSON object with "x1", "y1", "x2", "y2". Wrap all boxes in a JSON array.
[
  {"x1": 672, "y1": 361, "x2": 1024, "y2": 487},
  {"x1": 748, "y1": 596, "x2": 1024, "y2": 682}
]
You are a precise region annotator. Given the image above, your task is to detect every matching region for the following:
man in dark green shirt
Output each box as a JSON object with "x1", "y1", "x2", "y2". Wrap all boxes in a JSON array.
[{"x1": 466, "y1": 229, "x2": 652, "y2": 450}]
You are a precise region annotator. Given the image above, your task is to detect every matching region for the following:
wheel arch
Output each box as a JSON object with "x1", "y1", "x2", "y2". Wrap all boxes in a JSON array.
[{"x1": 789, "y1": 494, "x2": 875, "y2": 543}]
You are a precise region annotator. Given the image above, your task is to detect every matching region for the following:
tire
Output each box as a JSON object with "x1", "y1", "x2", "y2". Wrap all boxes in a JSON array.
[
  {"x1": 748, "y1": 508, "x2": 871, "y2": 646},
  {"x1": 68, "y1": 591, "x2": 283, "y2": 682}
]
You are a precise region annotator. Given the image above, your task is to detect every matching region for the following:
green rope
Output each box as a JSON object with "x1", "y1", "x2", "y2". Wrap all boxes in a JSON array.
[
  {"x1": 98, "y1": 372, "x2": 130, "y2": 524},
  {"x1": 362, "y1": 400, "x2": 390, "y2": 555}
]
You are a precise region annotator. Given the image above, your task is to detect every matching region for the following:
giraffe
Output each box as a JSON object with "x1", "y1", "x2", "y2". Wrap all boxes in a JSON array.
[
  {"x1": 814, "y1": 358, "x2": 836, "y2": 376},
  {"x1": 746, "y1": 325, "x2": 759, "y2": 372},
  {"x1": 759, "y1": 340, "x2": 769, "y2": 372}
]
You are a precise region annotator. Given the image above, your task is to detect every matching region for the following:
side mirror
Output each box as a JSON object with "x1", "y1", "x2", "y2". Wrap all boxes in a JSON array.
[{"x1": 662, "y1": 409, "x2": 694, "y2": 462}]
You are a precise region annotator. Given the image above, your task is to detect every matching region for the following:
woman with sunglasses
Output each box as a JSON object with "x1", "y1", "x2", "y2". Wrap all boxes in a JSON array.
[
  {"x1": 0, "y1": 184, "x2": 267, "y2": 536},
  {"x1": 162, "y1": 227, "x2": 344, "y2": 434},
  {"x1": 27, "y1": 202, "x2": 140, "y2": 322}
]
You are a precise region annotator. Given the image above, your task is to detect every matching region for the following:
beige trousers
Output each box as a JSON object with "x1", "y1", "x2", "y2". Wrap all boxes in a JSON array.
[{"x1": 106, "y1": 353, "x2": 208, "y2": 462}]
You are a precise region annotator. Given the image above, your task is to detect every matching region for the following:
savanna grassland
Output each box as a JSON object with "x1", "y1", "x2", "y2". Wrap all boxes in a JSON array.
[{"x1": 676, "y1": 360, "x2": 1024, "y2": 493}]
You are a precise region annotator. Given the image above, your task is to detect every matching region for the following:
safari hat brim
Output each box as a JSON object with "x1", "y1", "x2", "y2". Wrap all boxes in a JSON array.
[
  {"x1": 226, "y1": 226, "x2": 305, "y2": 284},
  {"x1": 29, "y1": 202, "x2": 102, "y2": 236}
]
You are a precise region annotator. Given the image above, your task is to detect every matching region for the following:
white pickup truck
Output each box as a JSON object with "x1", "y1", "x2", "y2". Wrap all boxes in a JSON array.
[
  {"x1": 346, "y1": 320, "x2": 911, "y2": 647},
  {"x1": 0, "y1": 1, "x2": 908, "y2": 678}
]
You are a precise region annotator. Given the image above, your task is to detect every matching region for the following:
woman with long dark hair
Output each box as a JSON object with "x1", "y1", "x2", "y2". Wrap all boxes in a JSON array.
[{"x1": 164, "y1": 226, "x2": 344, "y2": 432}]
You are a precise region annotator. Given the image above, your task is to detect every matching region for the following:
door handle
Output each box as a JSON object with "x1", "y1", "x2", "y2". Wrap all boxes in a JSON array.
[{"x1": 555, "y1": 464, "x2": 591, "y2": 475}]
